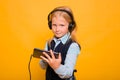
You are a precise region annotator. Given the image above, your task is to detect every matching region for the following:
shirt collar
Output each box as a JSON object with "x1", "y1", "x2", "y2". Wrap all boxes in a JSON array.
[{"x1": 53, "y1": 32, "x2": 71, "y2": 44}]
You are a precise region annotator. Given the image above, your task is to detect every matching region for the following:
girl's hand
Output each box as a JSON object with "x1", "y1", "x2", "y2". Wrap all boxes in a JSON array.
[{"x1": 40, "y1": 50, "x2": 61, "y2": 70}]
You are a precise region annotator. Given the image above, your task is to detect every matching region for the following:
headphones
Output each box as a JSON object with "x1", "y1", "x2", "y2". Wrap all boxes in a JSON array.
[{"x1": 47, "y1": 9, "x2": 76, "y2": 32}]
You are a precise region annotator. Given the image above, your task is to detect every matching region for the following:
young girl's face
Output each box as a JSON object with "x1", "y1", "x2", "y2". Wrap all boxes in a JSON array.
[{"x1": 51, "y1": 15, "x2": 69, "y2": 38}]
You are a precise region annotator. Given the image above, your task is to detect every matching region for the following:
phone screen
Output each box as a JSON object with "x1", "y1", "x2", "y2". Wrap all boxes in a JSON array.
[{"x1": 32, "y1": 48, "x2": 59, "y2": 59}]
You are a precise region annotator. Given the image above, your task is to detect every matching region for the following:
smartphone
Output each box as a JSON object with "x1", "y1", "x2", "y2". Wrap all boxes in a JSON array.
[{"x1": 32, "y1": 48, "x2": 59, "y2": 59}]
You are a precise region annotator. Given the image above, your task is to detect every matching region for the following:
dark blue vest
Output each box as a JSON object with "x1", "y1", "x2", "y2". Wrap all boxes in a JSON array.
[{"x1": 46, "y1": 38, "x2": 80, "y2": 80}]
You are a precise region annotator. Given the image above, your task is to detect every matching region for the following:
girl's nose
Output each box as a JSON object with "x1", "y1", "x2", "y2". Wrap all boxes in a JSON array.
[{"x1": 56, "y1": 26, "x2": 60, "y2": 31}]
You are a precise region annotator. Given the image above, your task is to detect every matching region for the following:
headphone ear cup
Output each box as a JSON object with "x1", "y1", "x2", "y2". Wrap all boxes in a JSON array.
[
  {"x1": 69, "y1": 23, "x2": 74, "y2": 32},
  {"x1": 48, "y1": 21, "x2": 52, "y2": 29}
]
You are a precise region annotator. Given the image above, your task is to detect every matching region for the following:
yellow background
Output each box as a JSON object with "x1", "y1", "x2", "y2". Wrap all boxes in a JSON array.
[{"x1": 0, "y1": 0, "x2": 120, "y2": 80}]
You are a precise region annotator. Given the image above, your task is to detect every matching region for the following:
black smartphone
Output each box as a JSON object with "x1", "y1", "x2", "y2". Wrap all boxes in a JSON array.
[{"x1": 32, "y1": 48, "x2": 59, "y2": 59}]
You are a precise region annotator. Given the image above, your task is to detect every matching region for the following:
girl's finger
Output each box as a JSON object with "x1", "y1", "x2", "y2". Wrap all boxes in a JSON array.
[{"x1": 50, "y1": 49, "x2": 55, "y2": 59}]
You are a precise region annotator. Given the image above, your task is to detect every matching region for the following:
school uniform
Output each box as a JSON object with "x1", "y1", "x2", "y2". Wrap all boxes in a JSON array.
[{"x1": 40, "y1": 32, "x2": 80, "y2": 80}]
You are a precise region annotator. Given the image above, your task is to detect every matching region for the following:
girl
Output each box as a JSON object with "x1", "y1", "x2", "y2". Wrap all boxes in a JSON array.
[{"x1": 39, "y1": 6, "x2": 81, "y2": 80}]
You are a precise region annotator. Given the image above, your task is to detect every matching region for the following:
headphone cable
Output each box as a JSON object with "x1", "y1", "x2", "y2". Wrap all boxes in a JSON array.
[{"x1": 28, "y1": 54, "x2": 33, "y2": 80}]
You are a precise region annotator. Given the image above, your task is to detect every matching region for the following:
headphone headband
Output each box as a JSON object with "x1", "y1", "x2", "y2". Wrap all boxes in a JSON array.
[{"x1": 48, "y1": 9, "x2": 74, "y2": 23}]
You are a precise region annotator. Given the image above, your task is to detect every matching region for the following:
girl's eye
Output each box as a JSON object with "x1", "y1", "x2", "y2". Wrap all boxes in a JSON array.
[
  {"x1": 52, "y1": 24, "x2": 57, "y2": 26},
  {"x1": 60, "y1": 24, "x2": 65, "y2": 26}
]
